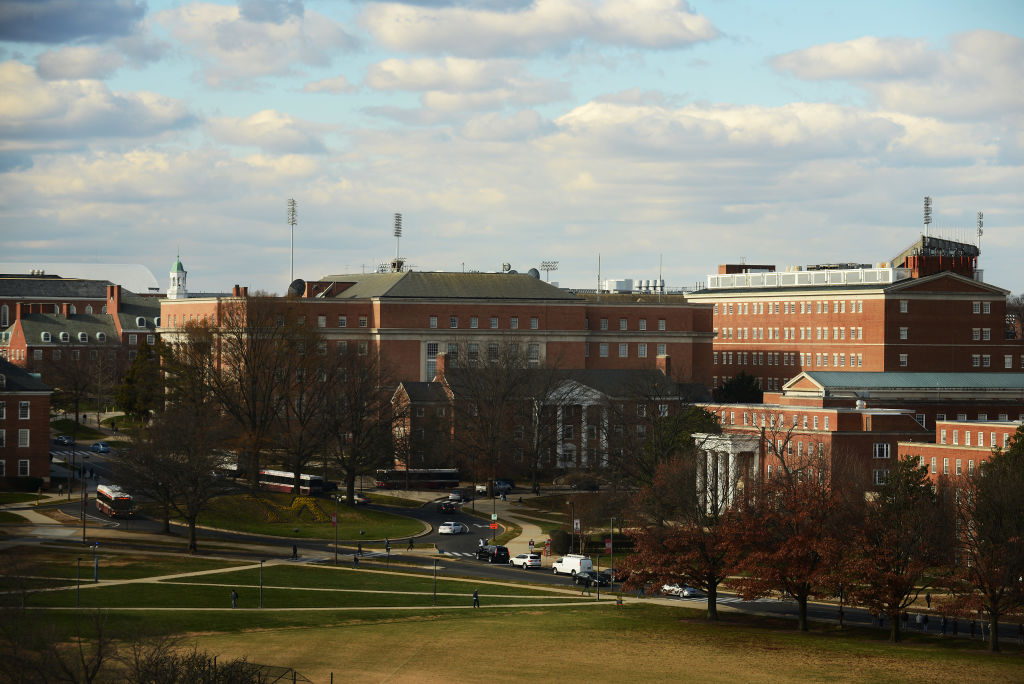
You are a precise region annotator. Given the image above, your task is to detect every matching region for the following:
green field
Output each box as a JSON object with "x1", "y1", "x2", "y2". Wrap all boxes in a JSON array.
[{"x1": 4, "y1": 544, "x2": 1021, "y2": 683}]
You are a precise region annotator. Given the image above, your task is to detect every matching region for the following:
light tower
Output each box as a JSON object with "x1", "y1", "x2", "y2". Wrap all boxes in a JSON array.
[
  {"x1": 540, "y1": 260, "x2": 559, "y2": 282},
  {"x1": 391, "y1": 212, "x2": 405, "y2": 272},
  {"x1": 923, "y1": 196, "x2": 932, "y2": 237},
  {"x1": 977, "y1": 211, "x2": 983, "y2": 250},
  {"x1": 288, "y1": 198, "x2": 298, "y2": 281}
]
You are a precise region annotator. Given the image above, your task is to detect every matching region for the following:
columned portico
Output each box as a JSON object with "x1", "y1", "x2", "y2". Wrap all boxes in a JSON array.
[{"x1": 693, "y1": 433, "x2": 760, "y2": 513}]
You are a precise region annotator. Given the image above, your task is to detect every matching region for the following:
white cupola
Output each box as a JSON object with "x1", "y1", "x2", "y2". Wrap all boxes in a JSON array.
[{"x1": 167, "y1": 254, "x2": 188, "y2": 299}]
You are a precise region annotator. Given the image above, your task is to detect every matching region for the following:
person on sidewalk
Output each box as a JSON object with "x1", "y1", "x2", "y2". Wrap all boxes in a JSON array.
[
  {"x1": 472, "y1": 590, "x2": 480, "y2": 608},
  {"x1": 580, "y1": 577, "x2": 591, "y2": 596},
  {"x1": 407, "y1": 537, "x2": 414, "y2": 551},
  {"x1": 357, "y1": 542, "x2": 362, "y2": 556},
  {"x1": 231, "y1": 589, "x2": 238, "y2": 608}
]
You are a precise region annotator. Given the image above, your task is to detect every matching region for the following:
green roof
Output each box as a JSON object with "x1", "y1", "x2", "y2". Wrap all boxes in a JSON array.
[
  {"x1": 318, "y1": 271, "x2": 582, "y2": 301},
  {"x1": 798, "y1": 371, "x2": 1024, "y2": 391}
]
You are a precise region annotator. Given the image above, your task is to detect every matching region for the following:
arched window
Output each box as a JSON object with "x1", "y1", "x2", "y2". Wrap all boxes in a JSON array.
[{"x1": 85, "y1": 305, "x2": 93, "y2": 314}]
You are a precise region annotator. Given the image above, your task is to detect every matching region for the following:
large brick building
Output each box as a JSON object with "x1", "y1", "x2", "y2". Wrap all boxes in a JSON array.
[
  {"x1": 686, "y1": 236, "x2": 1022, "y2": 392},
  {"x1": 899, "y1": 418, "x2": 1022, "y2": 484},
  {"x1": 159, "y1": 270, "x2": 715, "y2": 387},
  {"x1": 0, "y1": 359, "x2": 52, "y2": 487}
]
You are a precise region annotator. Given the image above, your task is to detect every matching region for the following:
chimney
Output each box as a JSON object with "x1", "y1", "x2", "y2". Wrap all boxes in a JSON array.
[
  {"x1": 241, "y1": 286, "x2": 248, "y2": 297},
  {"x1": 62, "y1": 303, "x2": 71, "y2": 318},
  {"x1": 107, "y1": 285, "x2": 121, "y2": 313},
  {"x1": 434, "y1": 352, "x2": 447, "y2": 382},
  {"x1": 232, "y1": 285, "x2": 240, "y2": 297},
  {"x1": 656, "y1": 354, "x2": 671, "y2": 378}
]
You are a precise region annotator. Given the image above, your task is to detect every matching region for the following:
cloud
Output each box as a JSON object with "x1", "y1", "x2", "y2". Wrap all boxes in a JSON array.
[
  {"x1": 0, "y1": 0, "x2": 146, "y2": 44},
  {"x1": 772, "y1": 31, "x2": 1024, "y2": 121},
  {"x1": 0, "y1": 61, "x2": 197, "y2": 141},
  {"x1": 36, "y1": 46, "x2": 125, "y2": 80},
  {"x1": 362, "y1": 0, "x2": 717, "y2": 57},
  {"x1": 239, "y1": 0, "x2": 304, "y2": 24},
  {"x1": 157, "y1": 2, "x2": 357, "y2": 87},
  {"x1": 303, "y1": 75, "x2": 353, "y2": 94},
  {"x1": 460, "y1": 109, "x2": 554, "y2": 141},
  {"x1": 206, "y1": 110, "x2": 328, "y2": 154}
]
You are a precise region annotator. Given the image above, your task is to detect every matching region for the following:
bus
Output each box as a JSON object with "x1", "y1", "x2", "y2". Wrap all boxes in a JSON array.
[
  {"x1": 257, "y1": 469, "x2": 328, "y2": 496},
  {"x1": 95, "y1": 484, "x2": 134, "y2": 518},
  {"x1": 375, "y1": 468, "x2": 460, "y2": 490}
]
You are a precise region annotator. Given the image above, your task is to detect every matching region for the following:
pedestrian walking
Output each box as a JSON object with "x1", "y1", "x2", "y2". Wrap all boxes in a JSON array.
[
  {"x1": 407, "y1": 537, "x2": 414, "y2": 551},
  {"x1": 472, "y1": 590, "x2": 480, "y2": 608},
  {"x1": 529, "y1": 539, "x2": 535, "y2": 552},
  {"x1": 231, "y1": 589, "x2": 238, "y2": 608},
  {"x1": 357, "y1": 541, "x2": 362, "y2": 556},
  {"x1": 353, "y1": 554, "x2": 359, "y2": 568},
  {"x1": 916, "y1": 613, "x2": 923, "y2": 631},
  {"x1": 922, "y1": 614, "x2": 929, "y2": 632},
  {"x1": 478, "y1": 538, "x2": 485, "y2": 548},
  {"x1": 385, "y1": 538, "x2": 390, "y2": 553},
  {"x1": 580, "y1": 577, "x2": 591, "y2": 596},
  {"x1": 925, "y1": 592, "x2": 931, "y2": 609},
  {"x1": 292, "y1": 544, "x2": 298, "y2": 560}
]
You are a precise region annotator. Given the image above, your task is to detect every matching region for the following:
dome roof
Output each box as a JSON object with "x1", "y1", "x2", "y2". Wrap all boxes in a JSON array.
[{"x1": 172, "y1": 257, "x2": 185, "y2": 272}]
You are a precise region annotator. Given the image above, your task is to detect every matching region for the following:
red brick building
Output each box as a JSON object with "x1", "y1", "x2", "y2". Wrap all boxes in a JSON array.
[
  {"x1": 0, "y1": 359, "x2": 53, "y2": 487},
  {"x1": 160, "y1": 271, "x2": 714, "y2": 387},
  {"x1": 686, "y1": 237, "x2": 1022, "y2": 392},
  {"x1": 899, "y1": 418, "x2": 1022, "y2": 483}
]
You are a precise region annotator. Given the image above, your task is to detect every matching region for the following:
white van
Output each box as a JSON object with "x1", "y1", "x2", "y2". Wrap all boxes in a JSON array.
[{"x1": 551, "y1": 554, "x2": 594, "y2": 576}]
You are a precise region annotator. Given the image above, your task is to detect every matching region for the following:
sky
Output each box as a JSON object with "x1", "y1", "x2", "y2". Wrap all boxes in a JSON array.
[{"x1": 1, "y1": 0, "x2": 1022, "y2": 295}]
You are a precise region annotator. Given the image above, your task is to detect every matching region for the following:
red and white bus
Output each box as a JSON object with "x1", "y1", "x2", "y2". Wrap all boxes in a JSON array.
[{"x1": 95, "y1": 484, "x2": 134, "y2": 518}]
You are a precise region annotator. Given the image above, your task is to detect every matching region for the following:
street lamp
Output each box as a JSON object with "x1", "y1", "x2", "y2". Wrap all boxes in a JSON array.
[
  {"x1": 93, "y1": 542, "x2": 99, "y2": 583},
  {"x1": 568, "y1": 499, "x2": 576, "y2": 555},
  {"x1": 610, "y1": 516, "x2": 615, "y2": 585},
  {"x1": 433, "y1": 558, "x2": 438, "y2": 606},
  {"x1": 259, "y1": 560, "x2": 264, "y2": 609},
  {"x1": 333, "y1": 495, "x2": 339, "y2": 565},
  {"x1": 76, "y1": 557, "x2": 82, "y2": 608}
]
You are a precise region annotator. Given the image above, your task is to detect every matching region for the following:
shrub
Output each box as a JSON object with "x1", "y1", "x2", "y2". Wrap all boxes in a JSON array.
[{"x1": 549, "y1": 528, "x2": 571, "y2": 555}]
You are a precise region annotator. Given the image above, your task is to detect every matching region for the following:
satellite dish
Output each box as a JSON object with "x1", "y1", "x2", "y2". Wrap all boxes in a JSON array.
[
  {"x1": 287, "y1": 278, "x2": 306, "y2": 297},
  {"x1": 528, "y1": 268, "x2": 540, "y2": 279},
  {"x1": 502, "y1": 263, "x2": 511, "y2": 272}
]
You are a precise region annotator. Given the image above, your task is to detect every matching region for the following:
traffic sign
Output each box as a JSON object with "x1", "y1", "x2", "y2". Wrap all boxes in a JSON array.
[
  {"x1": 491, "y1": 513, "x2": 498, "y2": 521},
  {"x1": 489, "y1": 523, "x2": 498, "y2": 529}
]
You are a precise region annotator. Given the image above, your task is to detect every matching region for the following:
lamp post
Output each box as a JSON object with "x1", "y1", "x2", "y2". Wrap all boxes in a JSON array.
[
  {"x1": 333, "y1": 495, "x2": 339, "y2": 565},
  {"x1": 259, "y1": 560, "x2": 264, "y2": 609},
  {"x1": 93, "y1": 542, "x2": 99, "y2": 583},
  {"x1": 568, "y1": 499, "x2": 576, "y2": 555},
  {"x1": 81, "y1": 468, "x2": 87, "y2": 544},
  {"x1": 433, "y1": 558, "x2": 438, "y2": 606},
  {"x1": 610, "y1": 516, "x2": 615, "y2": 586},
  {"x1": 76, "y1": 557, "x2": 82, "y2": 608}
]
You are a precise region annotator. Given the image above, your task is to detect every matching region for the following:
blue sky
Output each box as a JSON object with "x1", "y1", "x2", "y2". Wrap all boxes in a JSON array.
[{"x1": 1, "y1": 0, "x2": 1021, "y2": 294}]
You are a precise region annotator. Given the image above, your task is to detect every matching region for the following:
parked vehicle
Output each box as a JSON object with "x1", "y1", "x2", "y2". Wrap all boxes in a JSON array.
[
  {"x1": 509, "y1": 553, "x2": 542, "y2": 569},
  {"x1": 573, "y1": 570, "x2": 611, "y2": 587},
  {"x1": 661, "y1": 584, "x2": 699, "y2": 597},
  {"x1": 476, "y1": 545, "x2": 510, "y2": 563},
  {"x1": 438, "y1": 521, "x2": 468, "y2": 535},
  {"x1": 337, "y1": 493, "x2": 369, "y2": 505},
  {"x1": 551, "y1": 554, "x2": 594, "y2": 576}
]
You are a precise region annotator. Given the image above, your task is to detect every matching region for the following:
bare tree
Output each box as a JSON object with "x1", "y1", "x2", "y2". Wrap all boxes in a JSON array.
[
  {"x1": 323, "y1": 342, "x2": 394, "y2": 506},
  {"x1": 948, "y1": 426, "x2": 1024, "y2": 652}
]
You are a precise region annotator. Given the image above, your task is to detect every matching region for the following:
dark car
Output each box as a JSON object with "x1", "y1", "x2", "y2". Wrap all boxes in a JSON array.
[
  {"x1": 55, "y1": 435, "x2": 74, "y2": 446},
  {"x1": 476, "y1": 545, "x2": 510, "y2": 564},
  {"x1": 439, "y1": 500, "x2": 458, "y2": 513},
  {"x1": 572, "y1": 570, "x2": 611, "y2": 587}
]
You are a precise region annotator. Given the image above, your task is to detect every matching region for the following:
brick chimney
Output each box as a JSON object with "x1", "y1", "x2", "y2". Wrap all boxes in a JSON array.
[
  {"x1": 656, "y1": 354, "x2": 671, "y2": 378},
  {"x1": 434, "y1": 352, "x2": 447, "y2": 382},
  {"x1": 106, "y1": 285, "x2": 122, "y2": 313},
  {"x1": 62, "y1": 303, "x2": 71, "y2": 318}
]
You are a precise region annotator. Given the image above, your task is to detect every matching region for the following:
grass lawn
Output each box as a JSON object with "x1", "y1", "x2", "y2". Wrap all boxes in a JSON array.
[
  {"x1": 158, "y1": 492, "x2": 425, "y2": 541},
  {"x1": 0, "y1": 510, "x2": 30, "y2": 522},
  {"x1": 0, "y1": 545, "x2": 246, "y2": 583},
  {"x1": 50, "y1": 419, "x2": 105, "y2": 441},
  {"x1": 0, "y1": 492, "x2": 44, "y2": 504}
]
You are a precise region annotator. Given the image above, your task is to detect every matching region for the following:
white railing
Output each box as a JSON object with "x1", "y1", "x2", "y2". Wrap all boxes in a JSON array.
[{"x1": 706, "y1": 267, "x2": 911, "y2": 290}]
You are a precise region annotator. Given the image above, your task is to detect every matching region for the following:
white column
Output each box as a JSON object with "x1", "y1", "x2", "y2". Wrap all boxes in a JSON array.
[
  {"x1": 718, "y1": 452, "x2": 728, "y2": 512},
  {"x1": 706, "y1": 450, "x2": 716, "y2": 513},
  {"x1": 728, "y1": 451, "x2": 738, "y2": 507}
]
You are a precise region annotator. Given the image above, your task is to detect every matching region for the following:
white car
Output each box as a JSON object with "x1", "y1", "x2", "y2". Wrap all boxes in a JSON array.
[
  {"x1": 437, "y1": 521, "x2": 468, "y2": 535},
  {"x1": 509, "y1": 553, "x2": 542, "y2": 569},
  {"x1": 662, "y1": 584, "x2": 699, "y2": 597}
]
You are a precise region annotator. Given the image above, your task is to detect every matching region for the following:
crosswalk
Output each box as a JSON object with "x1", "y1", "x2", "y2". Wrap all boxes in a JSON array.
[{"x1": 438, "y1": 550, "x2": 477, "y2": 558}]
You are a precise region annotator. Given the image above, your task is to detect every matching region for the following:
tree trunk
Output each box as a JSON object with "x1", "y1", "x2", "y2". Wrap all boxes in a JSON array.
[
  {"x1": 989, "y1": 612, "x2": 1000, "y2": 653},
  {"x1": 161, "y1": 502, "x2": 171, "y2": 534},
  {"x1": 188, "y1": 519, "x2": 197, "y2": 553},
  {"x1": 797, "y1": 595, "x2": 809, "y2": 631},
  {"x1": 706, "y1": 582, "x2": 719, "y2": 620},
  {"x1": 889, "y1": 612, "x2": 901, "y2": 643}
]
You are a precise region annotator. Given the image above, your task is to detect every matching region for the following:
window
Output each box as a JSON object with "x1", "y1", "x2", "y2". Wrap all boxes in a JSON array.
[
  {"x1": 638, "y1": 343, "x2": 647, "y2": 358},
  {"x1": 916, "y1": 414, "x2": 926, "y2": 428},
  {"x1": 899, "y1": 300, "x2": 908, "y2": 313},
  {"x1": 528, "y1": 343, "x2": 539, "y2": 367},
  {"x1": 930, "y1": 457, "x2": 936, "y2": 474},
  {"x1": 983, "y1": 328, "x2": 991, "y2": 341},
  {"x1": 599, "y1": 343, "x2": 609, "y2": 358},
  {"x1": 824, "y1": 416, "x2": 830, "y2": 430},
  {"x1": 968, "y1": 460, "x2": 975, "y2": 474},
  {"x1": 146, "y1": 334, "x2": 156, "y2": 345},
  {"x1": 657, "y1": 343, "x2": 666, "y2": 356},
  {"x1": 972, "y1": 354, "x2": 981, "y2": 368},
  {"x1": 599, "y1": 318, "x2": 608, "y2": 331},
  {"x1": 658, "y1": 319, "x2": 666, "y2": 331},
  {"x1": 359, "y1": 316, "x2": 367, "y2": 328},
  {"x1": 357, "y1": 341, "x2": 368, "y2": 356},
  {"x1": 530, "y1": 317, "x2": 538, "y2": 330},
  {"x1": 873, "y1": 443, "x2": 891, "y2": 459},
  {"x1": 965, "y1": 431, "x2": 971, "y2": 446},
  {"x1": 899, "y1": 354, "x2": 908, "y2": 367},
  {"x1": 943, "y1": 458, "x2": 949, "y2": 475},
  {"x1": 490, "y1": 316, "x2": 498, "y2": 329},
  {"x1": 338, "y1": 315, "x2": 347, "y2": 327},
  {"x1": 972, "y1": 328, "x2": 981, "y2": 341},
  {"x1": 317, "y1": 315, "x2": 326, "y2": 328},
  {"x1": 506, "y1": 316, "x2": 517, "y2": 330},
  {"x1": 487, "y1": 343, "x2": 499, "y2": 362},
  {"x1": 615, "y1": 318, "x2": 626, "y2": 331},
  {"x1": 873, "y1": 469, "x2": 889, "y2": 486},
  {"x1": 429, "y1": 316, "x2": 438, "y2": 329},
  {"x1": 470, "y1": 316, "x2": 478, "y2": 329},
  {"x1": 639, "y1": 319, "x2": 647, "y2": 331},
  {"x1": 899, "y1": 327, "x2": 908, "y2": 340},
  {"x1": 972, "y1": 301, "x2": 981, "y2": 314},
  {"x1": 468, "y1": 343, "x2": 479, "y2": 362},
  {"x1": 619, "y1": 343, "x2": 628, "y2": 358},
  {"x1": 128, "y1": 334, "x2": 138, "y2": 345},
  {"x1": 953, "y1": 430, "x2": 959, "y2": 445},
  {"x1": 18, "y1": 429, "x2": 30, "y2": 448},
  {"x1": 983, "y1": 301, "x2": 991, "y2": 314},
  {"x1": 449, "y1": 316, "x2": 458, "y2": 329},
  {"x1": 1005, "y1": 355, "x2": 1013, "y2": 369},
  {"x1": 296, "y1": 315, "x2": 305, "y2": 326},
  {"x1": 637, "y1": 404, "x2": 647, "y2": 417},
  {"x1": 982, "y1": 354, "x2": 991, "y2": 368},
  {"x1": 940, "y1": 429, "x2": 947, "y2": 444},
  {"x1": 18, "y1": 401, "x2": 30, "y2": 419}
]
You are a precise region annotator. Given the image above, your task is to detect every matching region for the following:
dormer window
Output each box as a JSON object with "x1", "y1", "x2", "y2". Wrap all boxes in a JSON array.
[
  {"x1": 59, "y1": 332, "x2": 70, "y2": 342},
  {"x1": 95, "y1": 332, "x2": 106, "y2": 342},
  {"x1": 136, "y1": 316, "x2": 147, "y2": 327},
  {"x1": 154, "y1": 317, "x2": 161, "y2": 327},
  {"x1": 78, "y1": 332, "x2": 88, "y2": 343},
  {"x1": 41, "y1": 332, "x2": 52, "y2": 343}
]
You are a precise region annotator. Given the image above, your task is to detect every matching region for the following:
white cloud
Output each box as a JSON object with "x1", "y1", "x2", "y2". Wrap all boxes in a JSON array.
[
  {"x1": 773, "y1": 31, "x2": 1024, "y2": 122},
  {"x1": 362, "y1": 0, "x2": 717, "y2": 57},
  {"x1": 36, "y1": 46, "x2": 125, "y2": 80},
  {"x1": 206, "y1": 110, "x2": 328, "y2": 154},
  {"x1": 461, "y1": 110, "x2": 553, "y2": 141},
  {"x1": 303, "y1": 75, "x2": 353, "y2": 94},
  {"x1": 156, "y1": 2, "x2": 356, "y2": 87},
  {"x1": 366, "y1": 57, "x2": 522, "y2": 92},
  {"x1": 0, "y1": 61, "x2": 196, "y2": 141}
]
